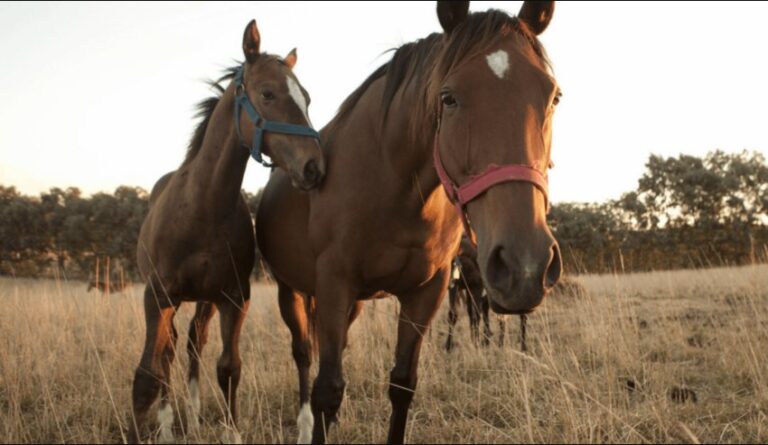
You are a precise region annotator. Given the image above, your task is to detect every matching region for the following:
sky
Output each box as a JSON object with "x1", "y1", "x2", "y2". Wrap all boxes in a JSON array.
[{"x1": 1, "y1": 1, "x2": 767, "y2": 204}]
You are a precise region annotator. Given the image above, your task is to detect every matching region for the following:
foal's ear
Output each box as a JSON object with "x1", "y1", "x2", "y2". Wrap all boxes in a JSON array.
[
  {"x1": 242, "y1": 19, "x2": 261, "y2": 63},
  {"x1": 437, "y1": 1, "x2": 470, "y2": 34},
  {"x1": 284, "y1": 48, "x2": 297, "y2": 69},
  {"x1": 518, "y1": 1, "x2": 555, "y2": 35}
]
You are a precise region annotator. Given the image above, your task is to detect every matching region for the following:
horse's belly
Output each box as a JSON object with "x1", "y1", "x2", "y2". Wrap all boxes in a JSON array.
[{"x1": 257, "y1": 170, "x2": 316, "y2": 294}]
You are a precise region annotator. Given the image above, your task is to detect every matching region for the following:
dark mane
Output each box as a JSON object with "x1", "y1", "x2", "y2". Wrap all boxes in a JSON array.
[
  {"x1": 182, "y1": 64, "x2": 240, "y2": 166},
  {"x1": 326, "y1": 9, "x2": 550, "y2": 142}
]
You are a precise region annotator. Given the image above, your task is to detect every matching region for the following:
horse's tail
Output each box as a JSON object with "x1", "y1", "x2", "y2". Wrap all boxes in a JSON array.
[{"x1": 305, "y1": 294, "x2": 319, "y2": 359}]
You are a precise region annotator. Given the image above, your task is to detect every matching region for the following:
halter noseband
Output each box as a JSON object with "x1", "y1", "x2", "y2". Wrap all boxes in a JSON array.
[
  {"x1": 433, "y1": 136, "x2": 550, "y2": 242},
  {"x1": 233, "y1": 65, "x2": 321, "y2": 168}
]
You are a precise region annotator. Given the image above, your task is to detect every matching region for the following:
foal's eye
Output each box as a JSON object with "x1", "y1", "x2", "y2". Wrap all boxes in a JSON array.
[
  {"x1": 553, "y1": 91, "x2": 562, "y2": 106},
  {"x1": 441, "y1": 92, "x2": 458, "y2": 108},
  {"x1": 261, "y1": 91, "x2": 276, "y2": 101}
]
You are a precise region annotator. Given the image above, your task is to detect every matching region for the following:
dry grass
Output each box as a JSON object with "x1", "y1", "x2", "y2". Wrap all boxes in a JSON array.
[{"x1": 1, "y1": 265, "x2": 767, "y2": 443}]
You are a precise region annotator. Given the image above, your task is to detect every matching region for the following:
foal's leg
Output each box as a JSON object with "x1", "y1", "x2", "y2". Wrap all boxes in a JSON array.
[
  {"x1": 277, "y1": 282, "x2": 314, "y2": 444},
  {"x1": 310, "y1": 270, "x2": 357, "y2": 444},
  {"x1": 157, "y1": 313, "x2": 179, "y2": 443},
  {"x1": 445, "y1": 285, "x2": 459, "y2": 352},
  {"x1": 388, "y1": 270, "x2": 449, "y2": 445},
  {"x1": 215, "y1": 293, "x2": 249, "y2": 442},
  {"x1": 129, "y1": 284, "x2": 177, "y2": 444},
  {"x1": 186, "y1": 302, "x2": 217, "y2": 433}
]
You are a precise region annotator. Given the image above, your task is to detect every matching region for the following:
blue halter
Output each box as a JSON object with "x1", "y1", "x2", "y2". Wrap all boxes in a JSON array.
[{"x1": 233, "y1": 66, "x2": 321, "y2": 167}]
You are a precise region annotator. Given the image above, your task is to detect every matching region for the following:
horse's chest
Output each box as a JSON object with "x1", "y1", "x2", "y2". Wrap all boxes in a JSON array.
[
  {"x1": 362, "y1": 222, "x2": 460, "y2": 295},
  {"x1": 143, "y1": 212, "x2": 253, "y2": 298}
]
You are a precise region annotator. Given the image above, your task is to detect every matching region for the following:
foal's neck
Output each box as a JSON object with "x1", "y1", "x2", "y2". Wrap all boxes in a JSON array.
[{"x1": 187, "y1": 87, "x2": 249, "y2": 216}]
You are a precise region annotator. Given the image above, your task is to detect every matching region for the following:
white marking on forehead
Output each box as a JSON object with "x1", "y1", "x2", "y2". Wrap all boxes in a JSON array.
[
  {"x1": 486, "y1": 50, "x2": 509, "y2": 79},
  {"x1": 286, "y1": 76, "x2": 313, "y2": 127}
]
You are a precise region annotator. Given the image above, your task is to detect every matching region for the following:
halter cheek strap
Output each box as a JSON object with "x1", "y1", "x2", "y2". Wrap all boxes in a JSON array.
[
  {"x1": 433, "y1": 137, "x2": 551, "y2": 241},
  {"x1": 233, "y1": 66, "x2": 321, "y2": 168}
]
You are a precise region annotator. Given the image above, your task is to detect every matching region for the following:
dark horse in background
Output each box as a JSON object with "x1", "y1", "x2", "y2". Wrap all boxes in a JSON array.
[
  {"x1": 130, "y1": 20, "x2": 324, "y2": 443},
  {"x1": 259, "y1": 1, "x2": 562, "y2": 443},
  {"x1": 445, "y1": 236, "x2": 492, "y2": 351}
]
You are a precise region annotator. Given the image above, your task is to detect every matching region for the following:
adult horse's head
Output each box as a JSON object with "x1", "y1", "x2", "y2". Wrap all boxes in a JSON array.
[
  {"x1": 238, "y1": 20, "x2": 324, "y2": 190},
  {"x1": 432, "y1": 1, "x2": 562, "y2": 314}
]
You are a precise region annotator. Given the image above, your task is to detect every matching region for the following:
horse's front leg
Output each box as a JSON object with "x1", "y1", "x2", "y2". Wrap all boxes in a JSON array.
[
  {"x1": 185, "y1": 302, "x2": 217, "y2": 434},
  {"x1": 277, "y1": 281, "x2": 314, "y2": 444},
  {"x1": 310, "y1": 263, "x2": 357, "y2": 444},
  {"x1": 388, "y1": 269, "x2": 449, "y2": 444},
  {"x1": 215, "y1": 284, "x2": 250, "y2": 444},
  {"x1": 128, "y1": 283, "x2": 178, "y2": 444}
]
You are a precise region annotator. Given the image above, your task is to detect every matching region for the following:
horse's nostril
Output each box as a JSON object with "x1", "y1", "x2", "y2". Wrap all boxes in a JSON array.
[
  {"x1": 486, "y1": 245, "x2": 512, "y2": 292},
  {"x1": 303, "y1": 159, "x2": 320, "y2": 186},
  {"x1": 544, "y1": 244, "x2": 562, "y2": 289}
]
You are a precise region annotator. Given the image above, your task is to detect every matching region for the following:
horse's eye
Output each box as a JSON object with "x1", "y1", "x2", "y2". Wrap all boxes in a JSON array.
[
  {"x1": 441, "y1": 93, "x2": 457, "y2": 108},
  {"x1": 553, "y1": 92, "x2": 562, "y2": 106},
  {"x1": 261, "y1": 91, "x2": 275, "y2": 101}
]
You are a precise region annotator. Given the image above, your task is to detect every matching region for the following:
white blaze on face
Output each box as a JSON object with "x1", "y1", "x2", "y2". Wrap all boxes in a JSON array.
[
  {"x1": 296, "y1": 402, "x2": 313, "y2": 444},
  {"x1": 157, "y1": 402, "x2": 175, "y2": 442},
  {"x1": 486, "y1": 49, "x2": 510, "y2": 79},
  {"x1": 286, "y1": 76, "x2": 312, "y2": 127}
]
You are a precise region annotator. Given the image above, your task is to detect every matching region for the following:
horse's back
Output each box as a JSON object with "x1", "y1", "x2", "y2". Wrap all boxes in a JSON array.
[{"x1": 257, "y1": 169, "x2": 316, "y2": 294}]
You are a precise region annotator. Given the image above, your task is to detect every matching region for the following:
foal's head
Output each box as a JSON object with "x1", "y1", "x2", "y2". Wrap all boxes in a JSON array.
[
  {"x1": 432, "y1": 2, "x2": 562, "y2": 313},
  {"x1": 238, "y1": 20, "x2": 325, "y2": 190}
]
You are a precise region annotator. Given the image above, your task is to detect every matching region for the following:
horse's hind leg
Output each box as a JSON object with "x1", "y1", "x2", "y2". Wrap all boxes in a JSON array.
[
  {"x1": 480, "y1": 290, "x2": 492, "y2": 347},
  {"x1": 128, "y1": 283, "x2": 177, "y2": 444},
  {"x1": 388, "y1": 270, "x2": 449, "y2": 445},
  {"x1": 186, "y1": 302, "x2": 217, "y2": 433},
  {"x1": 445, "y1": 286, "x2": 459, "y2": 352},
  {"x1": 277, "y1": 281, "x2": 314, "y2": 444},
  {"x1": 498, "y1": 315, "x2": 507, "y2": 347},
  {"x1": 466, "y1": 288, "x2": 482, "y2": 347},
  {"x1": 215, "y1": 293, "x2": 249, "y2": 442}
]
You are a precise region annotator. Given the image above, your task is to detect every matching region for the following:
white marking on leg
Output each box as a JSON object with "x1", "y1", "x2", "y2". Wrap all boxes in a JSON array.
[
  {"x1": 186, "y1": 378, "x2": 200, "y2": 433},
  {"x1": 287, "y1": 76, "x2": 312, "y2": 126},
  {"x1": 157, "y1": 402, "x2": 175, "y2": 443},
  {"x1": 296, "y1": 402, "x2": 314, "y2": 444},
  {"x1": 486, "y1": 49, "x2": 509, "y2": 79}
]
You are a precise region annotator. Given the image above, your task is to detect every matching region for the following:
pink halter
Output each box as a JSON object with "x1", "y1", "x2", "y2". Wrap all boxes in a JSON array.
[{"x1": 433, "y1": 138, "x2": 550, "y2": 241}]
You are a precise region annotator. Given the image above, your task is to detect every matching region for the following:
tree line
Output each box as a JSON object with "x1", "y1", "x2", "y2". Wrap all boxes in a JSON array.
[
  {"x1": 549, "y1": 150, "x2": 767, "y2": 272},
  {"x1": 1, "y1": 150, "x2": 765, "y2": 280}
]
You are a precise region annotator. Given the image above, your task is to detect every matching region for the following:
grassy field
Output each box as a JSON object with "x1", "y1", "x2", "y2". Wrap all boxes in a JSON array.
[{"x1": 1, "y1": 265, "x2": 766, "y2": 444}]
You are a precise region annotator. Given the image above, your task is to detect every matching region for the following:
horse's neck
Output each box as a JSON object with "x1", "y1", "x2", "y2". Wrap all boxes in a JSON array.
[
  {"x1": 379, "y1": 88, "x2": 442, "y2": 209},
  {"x1": 187, "y1": 90, "x2": 249, "y2": 215}
]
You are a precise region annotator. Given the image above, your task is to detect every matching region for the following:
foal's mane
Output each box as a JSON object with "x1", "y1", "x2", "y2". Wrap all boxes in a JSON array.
[
  {"x1": 326, "y1": 9, "x2": 550, "y2": 143},
  {"x1": 183, "y1": 55, "x2": 289, "y2": 166},
  {"x1": 182, "y1": 65, "x2": 240, "y2": 166}
]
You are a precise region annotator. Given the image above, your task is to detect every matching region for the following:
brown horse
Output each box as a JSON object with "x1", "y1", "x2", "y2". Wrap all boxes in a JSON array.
[
  {"x1": 258, "y1": 2, "x2": 561, "y2": 443},
  {"x1": 445, "y1": 236, "x2": 492, "y2": 351},
  {"x1": 130, "y1": 20, "x2": 324, "y2": 443}
]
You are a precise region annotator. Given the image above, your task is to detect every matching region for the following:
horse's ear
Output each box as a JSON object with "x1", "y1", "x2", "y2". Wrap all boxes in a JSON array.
[
  {"x1": 437, "y1": 1, "x2": 470, "y2": 34},
  {"x1": 284, "y1": 48, "x2": 297, "y2": 69},
  {"x1": 242, "y1": 19, "x2": 261, "y2": 63},
  {"x1": 518, "y1": 1, "x2": 555, "y2": 35}
]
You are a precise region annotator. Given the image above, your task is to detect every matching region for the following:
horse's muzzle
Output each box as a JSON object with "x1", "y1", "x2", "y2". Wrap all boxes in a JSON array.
[{"x1": 483, "y1": 241, "x2": 562, "y2": 314}]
